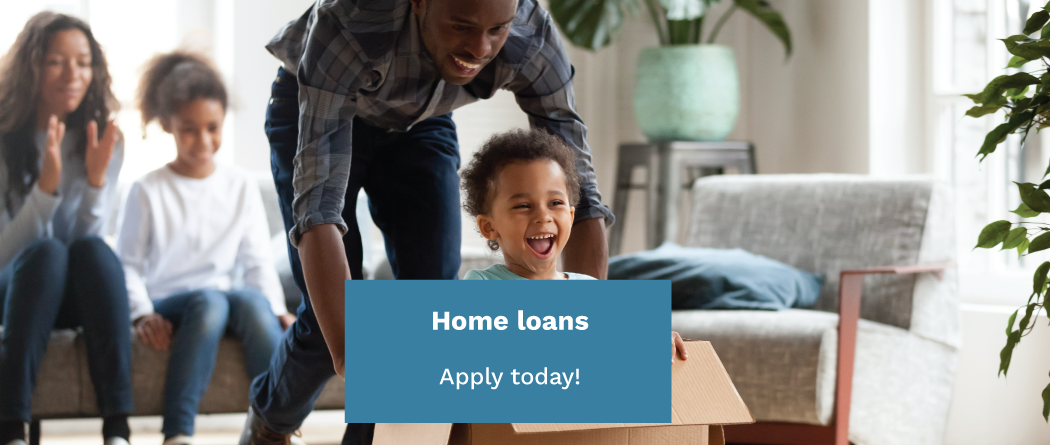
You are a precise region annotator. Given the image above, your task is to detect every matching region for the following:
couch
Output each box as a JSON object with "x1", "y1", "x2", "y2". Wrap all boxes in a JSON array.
[
  {"x1": 671, "y1": 175, "x2": 959, "y2": 445},
  {"x1": 8, "y1": 179, "x2": 344, "y2": 444}
]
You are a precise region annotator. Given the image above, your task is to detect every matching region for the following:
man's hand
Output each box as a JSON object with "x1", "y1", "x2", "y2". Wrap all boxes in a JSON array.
[
  {"x1": 563, "y1": 217, "x2": 608, "y2": 279},
  {"x1": 278, "y1": 313, "x2": 297, "y2": 330},
  {"x1": 135, "y1": 314, "x2": 173, "y2": 351},
  {"x1": 672, "y1": 331, "x2": 688, "y2": 363},
  {"x1": 298, "y1": 224, "x2": 351, "y2": 379}
]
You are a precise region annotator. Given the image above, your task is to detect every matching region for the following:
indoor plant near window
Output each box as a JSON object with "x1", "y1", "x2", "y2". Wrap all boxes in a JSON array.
[
  {"x1": 549, "y1": 0, "x2": 791, "y2": 141},
  {"x1": 967, "y1": 2, "x2": 1050, "y2": 421}
]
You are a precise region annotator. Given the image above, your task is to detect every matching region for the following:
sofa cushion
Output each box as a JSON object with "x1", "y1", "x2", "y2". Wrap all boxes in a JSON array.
[
  {"x1": 672, "y1": 309, "x2": 839, "y2": 425},
  {"x1": 5, "y1": 327, "x2": 345, "y2": 417},
  {"x1": 609, "y1": 243, "x2": 823, "y2": 310}
]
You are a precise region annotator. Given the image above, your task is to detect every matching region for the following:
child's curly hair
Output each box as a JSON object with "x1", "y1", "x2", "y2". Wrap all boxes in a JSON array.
[{"x1": 461, "y1": 128, "x2": 580, "y2": 251}]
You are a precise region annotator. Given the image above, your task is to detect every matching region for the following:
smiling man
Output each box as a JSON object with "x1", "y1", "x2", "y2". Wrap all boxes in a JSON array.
[{"x1": 241, "y1": 0, "x2": 613, "y2": 444}]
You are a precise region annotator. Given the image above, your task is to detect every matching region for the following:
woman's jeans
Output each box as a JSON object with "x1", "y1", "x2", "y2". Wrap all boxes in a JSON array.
[
  {"x1": 153, "y1": 288, "x2": 282, "y2": 437},
  {"x1": 0, "y1": 237, "x2": 134, "y2": 422}
]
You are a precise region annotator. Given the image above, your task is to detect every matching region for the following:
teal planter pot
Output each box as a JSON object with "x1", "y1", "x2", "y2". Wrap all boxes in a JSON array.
[{"x1": 633, "y1": 45, "x2": 740, "y2": 141}]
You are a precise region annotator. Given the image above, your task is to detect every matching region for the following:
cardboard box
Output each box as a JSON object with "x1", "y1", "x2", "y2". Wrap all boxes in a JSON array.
[{"x1": 373, "y1": 341, "x2": 753, "y2": 445}]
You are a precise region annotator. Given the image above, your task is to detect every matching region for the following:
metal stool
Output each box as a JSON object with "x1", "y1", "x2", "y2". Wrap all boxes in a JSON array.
[{"x1": 609, "y1": 141, "x2": 756, "y2": 255}]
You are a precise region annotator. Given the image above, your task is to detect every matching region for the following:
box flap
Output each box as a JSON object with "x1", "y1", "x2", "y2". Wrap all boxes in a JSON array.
[
  {"x1": 373, "y1": 423, "x2": 453, "y2": 445},
  {"x1": 512, "y1": 341, "x2": 753, "y2": 434}
]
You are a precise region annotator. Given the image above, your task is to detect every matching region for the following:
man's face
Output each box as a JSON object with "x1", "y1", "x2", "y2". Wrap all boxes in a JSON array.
[{"x1": 412, "y1": 0, "x2": 518, "y2": 85}]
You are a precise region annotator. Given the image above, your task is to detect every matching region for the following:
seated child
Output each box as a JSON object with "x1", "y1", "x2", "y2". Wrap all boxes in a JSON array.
[
  {"x1": 460, "y1": 129, "x2": 689, "y2": 361},
  {"x1": 115, "y1": 52, "x2": 295, "y2": 445}
]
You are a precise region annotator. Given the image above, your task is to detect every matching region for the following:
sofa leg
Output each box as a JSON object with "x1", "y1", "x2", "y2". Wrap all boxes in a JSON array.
[{"x1": 28, "y1": 420, "x2": 39, "y2": 445}]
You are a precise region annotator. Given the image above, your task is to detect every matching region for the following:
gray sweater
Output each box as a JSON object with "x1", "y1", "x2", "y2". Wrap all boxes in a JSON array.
[{"x1": 0, "y1": 129, "x2": 123, "y2": 269}]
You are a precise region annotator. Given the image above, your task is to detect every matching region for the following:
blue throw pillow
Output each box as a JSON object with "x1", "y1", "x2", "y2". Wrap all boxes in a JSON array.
[{"x1": 609, "y1": 243, "x2": 823, "y2": 310}]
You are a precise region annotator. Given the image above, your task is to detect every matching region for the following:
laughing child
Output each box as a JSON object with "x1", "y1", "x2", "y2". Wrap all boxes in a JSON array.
[{"x1": 460, "y1": 129, "x2": 688, "y2": 361}]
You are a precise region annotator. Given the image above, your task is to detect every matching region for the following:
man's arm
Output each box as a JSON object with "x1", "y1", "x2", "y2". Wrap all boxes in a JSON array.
[
  {"x1": 298, "y1": 224, "x2": 351, "y2": 378},
  {"x1": 563, "y1": 217, "x2": 608, "y2": 280},
  {"x1": 507, "y1": 10, "x2": 614, "y2": 278},
  {"x1": 285, "y1": 6, "x2": 368, "y2": 376}
]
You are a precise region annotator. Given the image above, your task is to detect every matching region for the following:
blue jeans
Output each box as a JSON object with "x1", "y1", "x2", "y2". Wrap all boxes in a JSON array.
[
  {"x1": 0, "y1": 237, "x2": 133, "y2": 422},
  {"x1": 250, "y1": 67, "x2": 462, "y2": 443},
  {"x1": 153, "y1": 288, "x2": 282, "y2": 437}
]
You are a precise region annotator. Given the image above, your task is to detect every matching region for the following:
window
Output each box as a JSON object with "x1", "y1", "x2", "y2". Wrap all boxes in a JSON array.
[
  {"x1": 932, "y1": 0, "x2": 1049, "y2": 304},
  {"x1": 0, "y1": 0, "x2": 235, "y2": 186}
]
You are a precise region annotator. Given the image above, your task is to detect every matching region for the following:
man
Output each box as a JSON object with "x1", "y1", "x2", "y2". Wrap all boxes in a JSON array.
[{"x1": 241, "y1": 0, "x2": 612, "y2": 443}]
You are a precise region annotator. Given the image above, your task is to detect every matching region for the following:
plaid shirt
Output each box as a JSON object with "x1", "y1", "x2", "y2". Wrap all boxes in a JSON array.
[{"x1": 266, "y1": 0, "x2": 612, "y2": 247}]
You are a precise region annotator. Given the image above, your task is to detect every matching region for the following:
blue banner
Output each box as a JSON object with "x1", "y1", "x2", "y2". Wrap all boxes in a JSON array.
[{"x1": 344, "y1": 280, "x2": 670, "y2": 423}]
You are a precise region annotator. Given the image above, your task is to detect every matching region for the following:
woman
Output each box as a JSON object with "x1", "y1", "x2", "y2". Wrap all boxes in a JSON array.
[{"x1": 0, "y1": 12, "x2": 132, "y2": 445}]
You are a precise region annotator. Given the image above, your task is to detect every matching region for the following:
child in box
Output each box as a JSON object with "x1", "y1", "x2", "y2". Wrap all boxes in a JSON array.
[
  {"x1": 115, "y1": 52, "x2": 295, "y2": 445},
  {"x1": 460, "y1": 129, "x2": 688, "y2": 360}
]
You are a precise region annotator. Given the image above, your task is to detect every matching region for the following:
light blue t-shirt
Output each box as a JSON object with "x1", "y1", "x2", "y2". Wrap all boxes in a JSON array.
[{"x1": 463, "y1": 264, "x2": 596, "y2": 280}]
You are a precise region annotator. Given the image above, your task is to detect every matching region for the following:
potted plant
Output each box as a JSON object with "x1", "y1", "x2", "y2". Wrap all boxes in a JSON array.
[
  {"x1": 966, "y1": 3, "x2": 1050, "y2": 421},
  {"x1": 549, "y1": 0, "x2": 791, "y2": 141}
]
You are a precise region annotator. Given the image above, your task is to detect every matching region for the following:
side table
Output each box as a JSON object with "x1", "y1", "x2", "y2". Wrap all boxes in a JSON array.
[{"x1": 609, "y1": 141, "x2": 756, "y2": 255}]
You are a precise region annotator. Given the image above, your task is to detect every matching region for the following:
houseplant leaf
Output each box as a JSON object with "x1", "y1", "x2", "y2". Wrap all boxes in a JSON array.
[
  {"x1": 1042, "y1": 379, "x2": 1050, "y2": 421},
  {"x1": 549, "y1": 0, "x2": 640, "y2": 51},
  {"x1": 1000, "y1": 329, "x2": 1022, "y2": 377},
  {"x1": 1007, "y1": 55, "x2": 1034, "y2": 69},
  {"x1": 1019, "y1": 237, "x2": 1031, "y2": 258},
  {"x1": 975, "y1": 220, "x2": 1011, "y2": 249},
  {"x1": 1035, "y1": 262, "x2": 1050, "y2": 295},
  {"x1": 733, "y1": 0, "x2": 791, "y2": 56},
  {"x1": 1018, "y1": 182, "x2": 1050, "y2": 212},
  {"x1": 968, "y1": 72, "x2": 1040, "y2": 105},
  {"x1": 1011, "y1": 203, "x2": 1040, "y2": 218},
  {"x1": 1029, "y1": 231, "x2": 1050, "y2": 254},
  {"x1": 977, "y1": 111, "x2": 1034, "y2": 160},
  {"x1": 1025, "y1": 10, "x2": 1050, "y2": 35},
  {"x1": 1003, "y1": 227, "x2": 1029, "y2": 250}
]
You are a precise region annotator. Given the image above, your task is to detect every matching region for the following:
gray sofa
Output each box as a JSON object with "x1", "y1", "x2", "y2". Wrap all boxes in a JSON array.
[{"x1": 671, "y1": 175, "x2": 959, "y2": 445}]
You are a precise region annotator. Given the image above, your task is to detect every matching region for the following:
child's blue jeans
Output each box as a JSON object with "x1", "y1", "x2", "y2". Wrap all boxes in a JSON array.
[
  {"x1": 153, "y1": 288, "x2": 282, "y2": 437},
  {"x1": 250, "y1": 67, "x2": 463, "y2": 444}
]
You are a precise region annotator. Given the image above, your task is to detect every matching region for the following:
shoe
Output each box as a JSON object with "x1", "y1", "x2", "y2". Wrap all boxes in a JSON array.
[
  {"x1": 3, "y1": 440, "x2": 27, "y2": 445},
  {"x1": 162, "y1": 435, "x2": 193, "y2": 445},
  {"x1": 105, "y1": 437, "x2": 132, "y2": 445},
  {"x1": 239, "y1": 407, "x2": 292, "y2": 445}
]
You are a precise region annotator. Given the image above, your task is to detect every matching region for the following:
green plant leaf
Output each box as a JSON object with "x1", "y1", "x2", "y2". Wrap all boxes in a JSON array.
[
  {"x1": 1000, "y1": 329, "x2": 1022, "y2": 377},
  {"x1": 549, "y1": 0, "x2": 640, "y2": 51},
  {"x1": 1002, "y1": 35, "x2": 1050, "y2": 60},
  {"x1": 1043, "y1": 21, "x2": 1050, "y2": 39},
  {"x1": 1030, "y1": 232, "x2": 1050, "y2": 254},
  {"x1": 1019, "y1": 182, "x2": 1050, "y2": 212},
  {"x1": 1007, "y1": 309, "x2": 1020, "y2": 336},
  {"x1": 976, "y1": 220, "x2": 1012, "y2": 249},
  {"x1": 969, "y1": 73, "x2": 1041, "y2": 106},
  {"x1": 1036, "y1": 262, "x2": 1050, "y2": 295},
  {"x1": 733, "y1": 0, "x2": 791, "y2": 57},
  {"x1": 1007, "y1": 55, "x2": 1034, "y2": 68},
  {"x1": 1042, "y1": 379, "x2": 1050, "y2": 421},
  {"x1": 1025, "y1": 10, "x2": 1049, "y2": 34},
  {"x1": 1019, "y1": 237, "x2": 1032, "y2": 258},
  {"x1": 1004, "y1": 227, "x2": 1029, "y2": 250},
  {"x1": 1020, "y1": 303, "x2": 1037, "y2": 333},
  {"x1": 1007, "y1": 85, "x2": 1031, "y2": 98},
  {"x1": 978, "y1": 111, "x2": 1034, "y2": 159},
  {"x1": 1012, "y1": 203, "x2": 1041, "y2": 218},
  {"x1": 966, "y1": 104, "x2": 1003, "y2": 117}
]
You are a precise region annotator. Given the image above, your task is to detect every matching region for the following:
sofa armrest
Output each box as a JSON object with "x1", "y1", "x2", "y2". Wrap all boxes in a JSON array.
[{"x1": 834, "y1": 263, "x2": 951, "y2": 444}]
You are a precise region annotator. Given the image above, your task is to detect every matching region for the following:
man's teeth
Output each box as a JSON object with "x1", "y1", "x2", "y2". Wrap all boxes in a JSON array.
[
  {"x1": 453, "y1": 56, "x2": 480, "y2": 69},
  {"x1": 527, "y1": 234, "x2": 555, "y2": 240}
]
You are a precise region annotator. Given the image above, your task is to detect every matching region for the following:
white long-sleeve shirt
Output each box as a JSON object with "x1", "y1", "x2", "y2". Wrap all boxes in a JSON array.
[{"x1": 116, "y1": 164, "x2": 287, "y2": 321}]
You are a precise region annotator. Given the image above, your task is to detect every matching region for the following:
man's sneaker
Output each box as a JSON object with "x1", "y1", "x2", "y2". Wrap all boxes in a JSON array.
[
  {"x1": 239, "y1": 407, "x2": 293, "y2": 445},
  {"x1": 162, "y1": 435, "x2": 192, "y2": 445},
  {"x1": 105, "y1": 437, "x2": 132, "y2": 445},
  {"x1": 3, "y1": 440, "x2": 27, "y2": 445}
]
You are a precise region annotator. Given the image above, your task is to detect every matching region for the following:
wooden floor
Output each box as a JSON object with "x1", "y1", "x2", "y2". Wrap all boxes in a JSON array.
[{"x1": 38, "y1": 411, "x2": 347, "y2": 445}]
